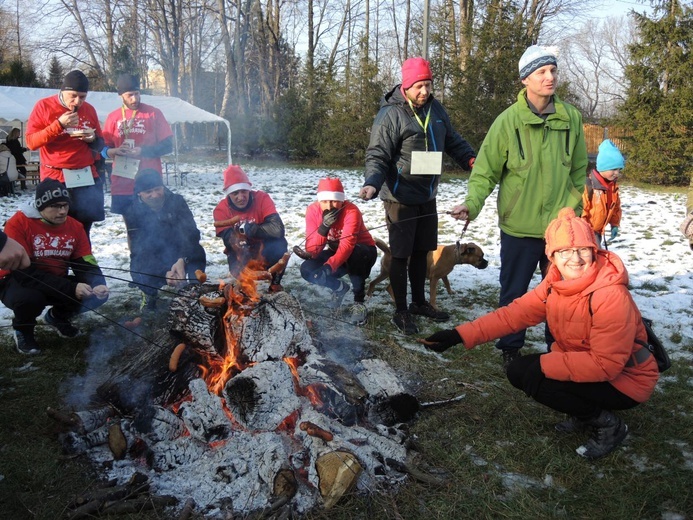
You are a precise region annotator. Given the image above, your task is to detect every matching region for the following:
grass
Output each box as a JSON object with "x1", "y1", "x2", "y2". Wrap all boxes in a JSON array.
[{"x1": 1, "y1": 290, "x2": 692, "y2": 520}]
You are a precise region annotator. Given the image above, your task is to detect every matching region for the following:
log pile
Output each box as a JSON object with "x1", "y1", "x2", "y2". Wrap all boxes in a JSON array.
[{"x1": 52, "y1": 275, "x2": 421, "y2": 518}]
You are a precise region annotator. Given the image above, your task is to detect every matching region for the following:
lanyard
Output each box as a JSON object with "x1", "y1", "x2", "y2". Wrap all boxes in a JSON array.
[
  {"x1": 408, "y1": 99, "x2": 431, "y2": 151},
  {"x1": 121, "y1": 106, "x2": 138, "y2": 139}
]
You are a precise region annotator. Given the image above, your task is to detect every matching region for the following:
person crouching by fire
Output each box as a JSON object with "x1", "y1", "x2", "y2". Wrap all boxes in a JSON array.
[
  {"x1": 124, "y1": 169, "x2": 206, "y2": 310},
  {"x1": 0, "y1": 179, "x2": 109, "y2": 355},
  {"x1": 213, "y1": 165, "x2": 288, "y2": 291},
  {"x1": 299, "y1": 177, "x2": 377, "y2": 325}
]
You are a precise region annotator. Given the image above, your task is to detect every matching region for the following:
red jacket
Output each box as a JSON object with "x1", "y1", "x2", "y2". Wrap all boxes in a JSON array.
[
  {"x1": 456, "y1": 250, "x2": 658, "y2": 402},
  {"x1": 305, "y1": 201, "x2": 375, "y2": 272},
  {"x1": 102, "y1": 103, "x2": 173, "y2": 196},
  {"x1": 25, "y1": 94, "x2": 102, "y2": 182}
]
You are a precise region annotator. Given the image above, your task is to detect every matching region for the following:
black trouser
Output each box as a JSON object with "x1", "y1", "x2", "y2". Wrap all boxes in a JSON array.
[
  {"x1": 300, "y1": 243, "x2": 377, "y2": 302},
  {"x1": 506, "y1": 354, "x2": 639, "y2": 421},
  {"x1": 0, "y1": 275, "x2": 108, "y2": 332}
]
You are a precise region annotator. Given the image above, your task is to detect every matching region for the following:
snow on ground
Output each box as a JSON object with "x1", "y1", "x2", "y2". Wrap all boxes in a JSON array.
[{"x1": 1, "y1": 159, "x2": 692, "y2": 362}]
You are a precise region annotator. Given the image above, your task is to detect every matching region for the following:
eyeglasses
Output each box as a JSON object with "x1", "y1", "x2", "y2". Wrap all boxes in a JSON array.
[{"x1": 555, "y1": 247, "x2": 593, "y2": 260}]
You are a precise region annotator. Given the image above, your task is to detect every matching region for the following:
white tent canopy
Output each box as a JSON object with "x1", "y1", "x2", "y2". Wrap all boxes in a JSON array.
[{"x1": 0, "y1": 86, "x2": 232, "y2": 165}]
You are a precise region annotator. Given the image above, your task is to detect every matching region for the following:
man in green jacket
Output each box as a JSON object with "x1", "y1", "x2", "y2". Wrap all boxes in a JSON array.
[{"x1": 451, "y1": 45, "x2": 587, "y2": 370}]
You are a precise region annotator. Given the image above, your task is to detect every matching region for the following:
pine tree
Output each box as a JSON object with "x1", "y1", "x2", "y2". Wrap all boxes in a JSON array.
[
  {"x1": 47, "y1": 57, "x2": 64, "y2": 88},
  {"x1": 617, "y1": 0, "x2": 693, "y2": 185}
]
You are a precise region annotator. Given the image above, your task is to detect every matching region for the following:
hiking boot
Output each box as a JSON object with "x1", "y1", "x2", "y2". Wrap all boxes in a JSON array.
[
  {"x1": 501, "y1": 348, "x2": 522, "y2": 372},
  {"x1": 408, "y1": 301, "x2": 450, "y2": 322},
  {"x1": 329, "y1": 281, "x2": 350, "y2": 309},
  {"x1": 45, "y1": 309, "x2": 81, "y2": 338},
  {"x1": 14, "y1": 329, "x2": 41, "y2": 355},
  {"x1": 346, "y1": 303, "x2": 368, "y2": 326},
  {"x1": 576, "y1": 410, "x2": 628, "y2": 460},
  {"x1": 392, "y1": 310, "x2": 418, "y2": 335},
  {"x1": 555, "y1": 416, "x2": 588, "y2": 434}
]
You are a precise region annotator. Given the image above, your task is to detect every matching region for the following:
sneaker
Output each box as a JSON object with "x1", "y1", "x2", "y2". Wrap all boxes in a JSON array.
[
  {"x1": 576, "y1": 410, "x2": 628, "y2": 460},
  {"x1": 346, "y1": 303, "x2": 368, "y2": 326},
  {"x1": 408, "y1": 301, "x2": 450, "y2": 322},
  {"x1": 329, "y1": 281, "x2": 350, "y2": 309},
  {"x1": 392, "y1": 310, "x2": 418, "y2": 335},
  {"x1": 13, "y1": 329, "x2": 41, "y2": 355},
  {"x1": 140, "y1": 292, "x2": 158, "y2": 311},
  {"x1": 501, "y1": 348, "x2": 522, "y2": 372},
  {"x1": 45, "y1": 309, "x2": 81, "y2": 338}
]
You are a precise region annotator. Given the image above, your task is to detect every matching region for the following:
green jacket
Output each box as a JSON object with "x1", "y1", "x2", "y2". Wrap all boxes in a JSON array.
[{"x1": 465, "y1": 89, "x2": 587, "y2": 238}]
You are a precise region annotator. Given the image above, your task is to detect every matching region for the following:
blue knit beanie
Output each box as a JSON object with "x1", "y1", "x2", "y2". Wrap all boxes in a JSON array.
[{"x1": 596, "y1": 139, "x2": 625, "y2": 172}]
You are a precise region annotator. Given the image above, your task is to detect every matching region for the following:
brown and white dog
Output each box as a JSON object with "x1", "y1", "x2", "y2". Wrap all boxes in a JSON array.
[{"x1": 366, "y1": 238, "x2": 489, "y2": 309}]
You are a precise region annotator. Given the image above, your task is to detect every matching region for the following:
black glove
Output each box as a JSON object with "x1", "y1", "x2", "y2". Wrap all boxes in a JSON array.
[
  {"x1": 423, "y1": 329, "x2": 463, "y2": 353},
  {"x1": 318, "y1": 209, "x2": 340, "y2": 236}
]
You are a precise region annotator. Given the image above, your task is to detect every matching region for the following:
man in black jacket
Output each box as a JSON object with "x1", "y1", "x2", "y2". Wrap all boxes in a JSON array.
[
  {"x1": 124, "y1": 169, "x2": 206, "y2": 310},
  {"x1": 360, "y1": 57, "x2": 476, "y2": 334}
]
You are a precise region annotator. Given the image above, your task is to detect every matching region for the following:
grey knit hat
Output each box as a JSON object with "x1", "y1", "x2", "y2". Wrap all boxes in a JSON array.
[{"x1": 519, "y1": 45, "x2": 558, "y2": 79}]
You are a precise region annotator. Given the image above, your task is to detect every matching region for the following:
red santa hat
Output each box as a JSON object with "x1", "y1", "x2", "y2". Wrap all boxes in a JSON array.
[
  {"x1": 223, "y1": 165, "x2": 252, "y2": 195},
  {"x1": 317, "y1": 177, "x2": 345, "y2": 201}
]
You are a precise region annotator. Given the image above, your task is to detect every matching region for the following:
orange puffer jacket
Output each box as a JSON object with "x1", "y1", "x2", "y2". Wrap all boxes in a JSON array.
[
  {"x1": 456, "y1": 251, "x2": 659, "y2": 402},
  {"x1": 581, "y1": 170, "x2": 621, "y2": 236}
]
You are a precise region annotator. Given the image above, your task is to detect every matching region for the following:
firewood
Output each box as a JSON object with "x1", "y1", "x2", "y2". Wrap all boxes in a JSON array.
[
  {"x1": 67, "y1": 499, "x2": 103, "y2": 519},
  {"x1": 272, "y1": 469, "x2": 297, "y2": 499},
  {"x1": 384, "y1": 457, "x2": 449, "y2": 486},
  {"x1": 315, "y1": 451, "x2": 362, "y2": 509},
  {"x1": 108, "y1": 421, "x2": 128, "y2": 460},
  {"x1": 46, "y1": 406, "x2": 80, "y2": 429},
  {"x1": 299, "y1": 421, "x2": 334, "y2": 442},
  {"x1": 177, "y1": 498, "x2": 196, "y2": 520}
]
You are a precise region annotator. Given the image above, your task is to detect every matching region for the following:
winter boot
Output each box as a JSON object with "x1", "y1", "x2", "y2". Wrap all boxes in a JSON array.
[
  {"x1": 576, "y1": 410, "x2": 628, "y2": 460},
  {"x1": 555, "y1": 416, "x2": 588, "y2": 434}
]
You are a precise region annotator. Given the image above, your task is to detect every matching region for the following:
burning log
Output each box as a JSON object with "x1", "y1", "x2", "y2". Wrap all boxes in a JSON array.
[
  {"x1": 315, "y1": 451, "x2": 363, "y2": 509},
  {"x1": 223, "y1": 362, "x2": 301, "y2": 431},
  {"x1": 169, "y1": 283, "x2": 224, "y2": 354},
  {"x1": 60, "y1": 425, "x2": 110, "y2": 455},
  {"x1": 179, "y1": 378, "x2": 231, "y2": 442},
  {"x1": 46, "y1": 405, "x2": 114, "y2": 434},
  {"x1": 356, "y1": 359, "x2": 420, "y2": 426}
]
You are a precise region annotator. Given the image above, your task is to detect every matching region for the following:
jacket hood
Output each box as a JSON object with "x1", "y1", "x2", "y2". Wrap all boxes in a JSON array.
[{"x1": 381, "y1": 84, "x2": 435, "y2": 109}]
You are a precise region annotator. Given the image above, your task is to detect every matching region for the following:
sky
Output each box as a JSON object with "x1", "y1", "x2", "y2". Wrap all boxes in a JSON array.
[{"x1": 1, "y1": 160, "x2": 691, "y2": 366}]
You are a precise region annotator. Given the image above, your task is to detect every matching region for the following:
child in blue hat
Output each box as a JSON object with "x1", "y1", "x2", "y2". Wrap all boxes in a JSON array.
[{"x1": 582, "y1": 139, "x2": 625, "y2": 247}]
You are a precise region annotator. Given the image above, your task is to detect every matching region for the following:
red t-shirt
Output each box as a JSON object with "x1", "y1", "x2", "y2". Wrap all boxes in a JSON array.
[
  {"x1": 0, "y1": 211, "x2": 93, "y2": 278},
  {"x1": 102, "y1": 103, "x2": 174, "y2": 196},
  {"x1": 213, "y1": 191, "x2": 279, "y2": 235},
  {"x1": 25, "y1": 94, "x2": 102, "y2": 182}
]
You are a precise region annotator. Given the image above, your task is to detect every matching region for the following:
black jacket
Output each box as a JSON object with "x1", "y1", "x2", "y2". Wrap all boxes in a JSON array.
[{"x1": 364, "y1": 85, "x2": 475, "y2": 205}]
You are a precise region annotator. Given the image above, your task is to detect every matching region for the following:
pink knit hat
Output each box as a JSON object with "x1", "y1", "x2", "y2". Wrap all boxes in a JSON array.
[
  {"x1": 223, "y1": 165, "x2": 252, "y2": 195},
  {"x1": 545, "y1": 207, "x2": 597, "y2": 257},
  {"x1": 401, "y1": 57, "x2": 433, "y2": 91},
  {"x1": 317, "y1": 177, "x2": 345, "y2": 201}
]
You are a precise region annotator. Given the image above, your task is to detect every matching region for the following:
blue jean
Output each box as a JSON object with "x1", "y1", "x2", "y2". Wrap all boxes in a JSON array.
[{"x1": 497, "y1": 231, "x2": 550, "y2": 351}]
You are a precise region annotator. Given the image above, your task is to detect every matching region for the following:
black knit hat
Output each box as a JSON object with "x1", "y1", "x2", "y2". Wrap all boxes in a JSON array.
[
  {"x1": 61, "y1": 70, "x2": 89, "y2": 92},
  {"x1": 134, "y1": 169, "x2": 164, "y2": 194},
  {"x1": 117, "y1": 73, "x2": 140, "y2": 95},
  {"x1": 35, "y1": 179, "x2": 70, "y2": 212}
]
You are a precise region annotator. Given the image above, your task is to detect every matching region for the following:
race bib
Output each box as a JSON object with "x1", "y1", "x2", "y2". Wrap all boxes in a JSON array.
[
  {"x1": 63, "y1": 167, "x2": 95, "y2": 188},
  {"x1": 410, "y1": 151, "x2": 443, "y2": 175},
  {"x1": 112, "y1": 156, "x2": 141, "y2": 179}
]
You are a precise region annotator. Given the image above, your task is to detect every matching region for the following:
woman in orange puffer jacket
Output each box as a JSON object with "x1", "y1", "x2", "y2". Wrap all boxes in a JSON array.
[{"x1": 423, "y1": 207, "x2": 659, "y2": 460}]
